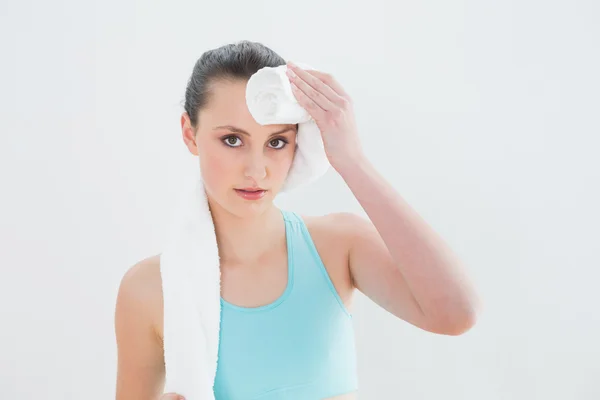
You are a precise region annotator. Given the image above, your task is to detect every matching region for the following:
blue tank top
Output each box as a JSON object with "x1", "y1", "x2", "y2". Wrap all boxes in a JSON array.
[{"x1": 213, "y1": 209, "x2": 358, "y2": 400}]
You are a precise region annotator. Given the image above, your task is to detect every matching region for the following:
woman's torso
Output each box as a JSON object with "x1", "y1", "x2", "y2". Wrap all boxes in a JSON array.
[{"x1": 153, "y1": 211, "x2": 357, "y2": 400}]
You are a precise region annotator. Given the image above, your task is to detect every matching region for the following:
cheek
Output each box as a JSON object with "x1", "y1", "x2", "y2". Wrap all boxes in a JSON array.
[
  {"x1": 272, "y1": 145, "x2": 296, "y2": 178},
  {"x1": 199, "y1": 146, "x2": 233, "y2": 189}
]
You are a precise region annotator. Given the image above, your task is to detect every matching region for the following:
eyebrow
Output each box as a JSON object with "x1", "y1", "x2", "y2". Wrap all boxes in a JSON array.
[{"x1": 213, "y1": 125, "x2": 296, "y2": 137}]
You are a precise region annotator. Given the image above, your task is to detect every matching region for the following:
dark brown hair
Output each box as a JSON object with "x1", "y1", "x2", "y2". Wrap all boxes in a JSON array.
[{"x1": 183, "y1": 40, "x2": 285, "y2": 128}]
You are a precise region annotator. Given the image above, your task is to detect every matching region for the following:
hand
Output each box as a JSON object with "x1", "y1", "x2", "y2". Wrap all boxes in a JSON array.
[
  {"x1": 285, "y1": 61, "x2": 364, "y2": 170},
  {"x1": 160, "y1": 393, "x2": 185, "y2": 400}
]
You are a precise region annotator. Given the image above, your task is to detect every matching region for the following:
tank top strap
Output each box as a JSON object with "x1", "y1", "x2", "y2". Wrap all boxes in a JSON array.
[
  {"x1": 280, "y1": 208, "x2": 302, "y2": 224},
  {"x1": 279, "y1": 208, "x2": 352, "y2": 319}
]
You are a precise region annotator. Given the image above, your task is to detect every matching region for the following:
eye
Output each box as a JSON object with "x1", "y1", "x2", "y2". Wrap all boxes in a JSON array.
[
  {"x1": 268, "y1": 138, "x2": 287, "y2": 149},
  {"x1": 223, "y1": 136, "x2": 242, "y2": 147}
]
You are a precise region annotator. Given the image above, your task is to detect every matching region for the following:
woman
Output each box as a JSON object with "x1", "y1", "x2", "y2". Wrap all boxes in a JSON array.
[{"x1": 114, "y1": 41, "x2": 479, "y2": 400}]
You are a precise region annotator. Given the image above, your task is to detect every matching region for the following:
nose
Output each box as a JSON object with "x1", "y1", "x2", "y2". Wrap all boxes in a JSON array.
[{"x1": 243, "y1": 149, "x2": 267, "y2": 182}]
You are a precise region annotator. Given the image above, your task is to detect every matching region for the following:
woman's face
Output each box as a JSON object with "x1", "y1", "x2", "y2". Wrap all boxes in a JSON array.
[{"x1": 185, "y1": 79, "x2": 297, "y2": 217}]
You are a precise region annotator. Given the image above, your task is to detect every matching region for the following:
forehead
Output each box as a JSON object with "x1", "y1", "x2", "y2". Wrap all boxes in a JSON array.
[
  {"x1": 198, "y1": 78, "x2": 296, "y2": 135},
  {"x1": 199, "y1": 79, "x2": 253, "y2": 126}
]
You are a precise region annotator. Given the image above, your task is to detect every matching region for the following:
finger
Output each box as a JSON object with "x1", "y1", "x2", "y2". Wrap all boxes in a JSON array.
[
  {"x1": 304, "y1": 69, "x2": 350, "y2": 100},
  {"x1": 290, "y1": 81, "x2": 326, "y2": 121},
  {"x1": 286, "y1": 64, "x2": 338, "y2": 110}
]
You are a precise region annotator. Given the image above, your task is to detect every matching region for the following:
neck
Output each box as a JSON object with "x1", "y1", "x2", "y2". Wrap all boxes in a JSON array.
[{"x1": 208, "y1": 200, "x2": 284, "y2": 265}]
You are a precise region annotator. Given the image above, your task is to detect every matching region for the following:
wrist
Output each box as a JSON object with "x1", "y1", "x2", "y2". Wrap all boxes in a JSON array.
[{"x1": 331, "y1": 151, "x2": 370, "y2": 176}]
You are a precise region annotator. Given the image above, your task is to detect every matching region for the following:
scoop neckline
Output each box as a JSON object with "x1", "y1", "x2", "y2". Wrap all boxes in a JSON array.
[{"x1": 219, "y1": 209, "x2": 294, "y2": 313}]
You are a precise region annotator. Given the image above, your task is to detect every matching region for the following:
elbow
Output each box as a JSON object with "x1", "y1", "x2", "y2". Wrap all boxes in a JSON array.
[
  {"x1": 425, "y1": 306, "x2": 480, "y2": 336},
  {"x1": 441, "y1": 312, "x2": 478, "y2": 336},
  {"x1": 435, "y1": 287, "x2": 482, "y2": 336}
]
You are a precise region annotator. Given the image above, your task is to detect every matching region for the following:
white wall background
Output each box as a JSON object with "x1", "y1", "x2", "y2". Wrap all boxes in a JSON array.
[{"x1": 1, "y1": 0, "x2": 599, "y2": 398}]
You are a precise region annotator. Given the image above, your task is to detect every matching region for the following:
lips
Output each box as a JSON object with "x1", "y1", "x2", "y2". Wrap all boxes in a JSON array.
[{"x1": 234, "y1": 188, "x2": 267, "y2": 200}]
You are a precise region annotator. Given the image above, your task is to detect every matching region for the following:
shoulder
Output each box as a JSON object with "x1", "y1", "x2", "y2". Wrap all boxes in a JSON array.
[
  {"x1": 117, "y1": 254, "x2": 163, "y2": 304},
  {"x1": 115, "y1": 254, "x2": 164, "y2": 339},
  {"x1": 300, "y1": 211, "x2": 369, "y2": 243},
  {"x1": 298, "y1": 211, "x2": 371, "y2": 264},
  {"x1": 298, "y1": 212, "x2": 363, "y2": 303}
]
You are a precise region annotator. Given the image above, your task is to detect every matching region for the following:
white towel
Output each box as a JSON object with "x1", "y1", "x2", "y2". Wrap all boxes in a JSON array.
[{"x1": 160, "y1": 63, "x2": 330, "y2": 400}]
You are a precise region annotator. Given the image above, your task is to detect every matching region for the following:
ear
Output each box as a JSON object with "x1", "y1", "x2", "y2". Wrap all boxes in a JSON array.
[{"x1": 181, "y1": 112, "x2": 199, "y2": 156}]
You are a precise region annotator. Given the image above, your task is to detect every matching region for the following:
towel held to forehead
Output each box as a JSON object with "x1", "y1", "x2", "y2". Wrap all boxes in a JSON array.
[{"x1": 159, "y1": 63, "x2": 330, "y2": 400}]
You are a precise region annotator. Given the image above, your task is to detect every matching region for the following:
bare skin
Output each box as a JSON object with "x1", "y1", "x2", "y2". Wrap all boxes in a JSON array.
[
  {"x1": 114, "y1": 79, "x2": 362, "y2": 400},
  {"x1": 116, "y1": 69, "x2": 478, "y2": 399},
  {"x1": 115, "y1": 214, "x2": 358, "y2": 400}
]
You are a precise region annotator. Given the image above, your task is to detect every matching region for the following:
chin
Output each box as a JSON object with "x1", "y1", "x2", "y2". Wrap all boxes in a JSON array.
[{"x1": 226, "y1": 189, "x2": 274, "y2": 217}]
